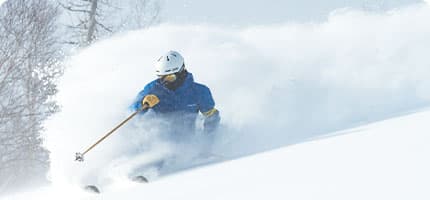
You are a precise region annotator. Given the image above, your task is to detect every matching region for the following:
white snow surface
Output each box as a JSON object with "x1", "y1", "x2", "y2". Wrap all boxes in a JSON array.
[
  {"x1": 3, "y1": 2, "x2": 430, "y2": 199},
  {"x1": 7, "y1": 104, "x2": 430, "y2": 199}
]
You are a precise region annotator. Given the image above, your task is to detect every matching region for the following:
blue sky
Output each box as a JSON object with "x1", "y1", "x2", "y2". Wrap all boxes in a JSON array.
[
  {"x1": 163, "y1": 0, "x2": 422, "y2": 26},
  {"x1": 1, "y1": 0, "x2": 422, "y2": 26}
]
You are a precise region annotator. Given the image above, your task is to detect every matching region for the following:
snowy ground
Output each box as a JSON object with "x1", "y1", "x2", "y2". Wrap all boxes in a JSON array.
[
  {"x1": 6, "y1": 105, "x2": 430, "y2": 199},
  {"x1": 101, "y1": 108, "x2": 430, "y2": 200}
]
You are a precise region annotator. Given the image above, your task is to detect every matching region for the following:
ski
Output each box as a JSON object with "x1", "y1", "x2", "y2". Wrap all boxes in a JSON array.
[
  {"x1": 131, "y1": 175, "x2": 149, "y2": 183},
  {"x1": 80, "y1": 154, "x2": 224, "y2": 194},
  {"x1": 83, "y1": 185, "x2": 100, "y2": 194}
]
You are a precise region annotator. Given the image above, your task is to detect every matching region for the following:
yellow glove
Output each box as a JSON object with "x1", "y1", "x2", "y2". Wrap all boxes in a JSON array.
[
  {"x1": 142, "y1": 94, "x2": 160, "y2": 108},
  {"x1": 202, "y1": 108, "x2": 220, "y2": 133}
]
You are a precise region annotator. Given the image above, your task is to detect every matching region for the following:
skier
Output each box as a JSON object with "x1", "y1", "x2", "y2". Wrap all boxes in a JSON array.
[
  {"x1": 81, "y1": 51, "x2": 220, "y2": 193},
  {"x1": 130, "y1": 50, "x2": 220, "y2": 146}
]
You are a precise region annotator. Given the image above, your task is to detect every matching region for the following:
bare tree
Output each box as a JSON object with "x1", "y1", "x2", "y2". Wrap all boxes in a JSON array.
[
  {"x1": 60, "y1": 0, "x2": 162, "y2": 47},
  {"x1": 112, "y1": 0, "x2": 162, "y2": 30},
  {"x1": 0, "y1": 0, "x2": 62, "y2": 193}
]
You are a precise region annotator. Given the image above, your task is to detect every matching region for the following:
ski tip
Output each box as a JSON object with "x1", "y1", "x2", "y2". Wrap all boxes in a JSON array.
[
  {"x1": 84, "y1": 185, "x2": 100, "y2": 194},
  {"x1": 132, "y1": 175, "x2": 149, "y2": 183}
]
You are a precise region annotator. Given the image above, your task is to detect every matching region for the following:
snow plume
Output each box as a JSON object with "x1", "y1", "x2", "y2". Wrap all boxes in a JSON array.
[{"x1": 44, "y1": 3, "x2": 430, "y2": 188}]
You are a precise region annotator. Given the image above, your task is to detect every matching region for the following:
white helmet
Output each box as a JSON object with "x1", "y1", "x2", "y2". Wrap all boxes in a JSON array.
[{"x1": 155, "y1": 50, "x2": 184, "y2": 76}]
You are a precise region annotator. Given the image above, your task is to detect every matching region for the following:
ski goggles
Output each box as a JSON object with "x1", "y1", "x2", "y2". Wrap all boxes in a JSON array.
[{"x1": 158, "y1": 73, "x2": 177, "y2": 83}]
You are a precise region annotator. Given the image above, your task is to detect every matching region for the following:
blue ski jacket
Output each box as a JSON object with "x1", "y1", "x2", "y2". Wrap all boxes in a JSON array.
[{"x1": 130, "y1": 72, "x2": 220, "y2": 138}]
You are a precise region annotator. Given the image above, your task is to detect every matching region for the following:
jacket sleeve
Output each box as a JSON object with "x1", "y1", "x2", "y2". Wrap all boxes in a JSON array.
[
  {"x1": 203, "y1": 108, "x2": 220, "y2": 133},
  {"x1": 197, "y1": 84, "x2": 220, "y2": 133},
  {"x1": 129, "y1": 83, "x2": 153, "y2": 112}
]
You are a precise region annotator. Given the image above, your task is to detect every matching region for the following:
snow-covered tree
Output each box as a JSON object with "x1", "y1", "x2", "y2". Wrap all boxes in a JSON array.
[
  {"x1": 60, "y1": 0, "x2": 162, "y2": 46},
  {"x1": 0, "y1": 0, "x2": 62, "y2": 192}
]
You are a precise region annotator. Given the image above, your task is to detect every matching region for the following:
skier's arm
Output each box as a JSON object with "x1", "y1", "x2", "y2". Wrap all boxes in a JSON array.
[
  {"x1": 130, "y1": 90, "x2": 146, "y2": 111},
  {"x1": 202, "y1": 108, "x2": 220, "y2": 133},
  {"x1": 197, "y1": 84, "x2": 220, "y2": 133},
  {"x1": 130, "y1": 83, "x2": 159, "y2": 112}
]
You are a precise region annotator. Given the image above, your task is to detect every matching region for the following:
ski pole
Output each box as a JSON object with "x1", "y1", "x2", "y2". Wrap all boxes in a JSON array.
[{"x1": 75, "y1": 104, "x2": 148, "y2": 162}]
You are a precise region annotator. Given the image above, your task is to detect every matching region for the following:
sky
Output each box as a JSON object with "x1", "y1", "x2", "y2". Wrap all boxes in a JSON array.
[
  {"x1": 0, "y1": 0, "x2": 424, "y2": 24},
  {"x1": 163, "y1": 0, "x2": 423, "y2": 26}
]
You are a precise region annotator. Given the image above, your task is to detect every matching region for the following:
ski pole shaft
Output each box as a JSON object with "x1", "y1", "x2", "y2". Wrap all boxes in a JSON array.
[{"x1": 75, "y1": 105, "x2": 148, "y2": 162}]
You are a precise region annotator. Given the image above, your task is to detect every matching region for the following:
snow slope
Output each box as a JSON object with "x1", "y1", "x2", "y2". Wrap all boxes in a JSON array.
[
  {"x1": 6, "y1": 105, "x2": 430, "y2": 199},
  {"x1": 101, "y1": 108, "x2": 430, "y2": 200}
]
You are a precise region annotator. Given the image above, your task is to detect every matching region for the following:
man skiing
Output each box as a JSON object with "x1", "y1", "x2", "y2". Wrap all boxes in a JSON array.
[
  {"x1": 80, "y1": 51, "x2": 220, "y2": 192},
  {"x1": 130, "y1": 50, "x2": 220, "y2": 142}
]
